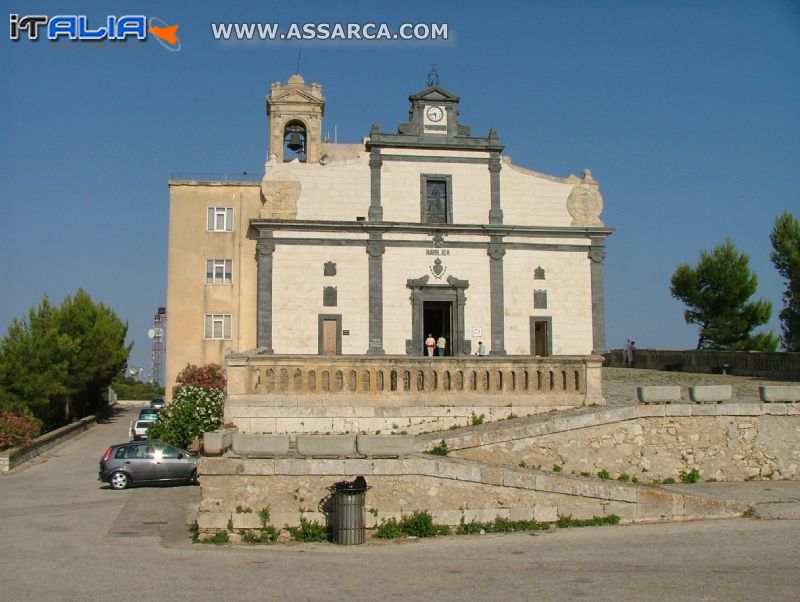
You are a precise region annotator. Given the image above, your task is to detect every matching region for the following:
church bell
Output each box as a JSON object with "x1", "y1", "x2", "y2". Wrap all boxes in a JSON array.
[{"x1": 286, "y1": 132, "x2": 304, "y2": 152}]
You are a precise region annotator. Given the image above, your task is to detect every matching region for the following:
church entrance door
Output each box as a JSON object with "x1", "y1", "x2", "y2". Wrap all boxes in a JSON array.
[{"x1": 423, "y1": 301, "x2": 452, "y2": 356}]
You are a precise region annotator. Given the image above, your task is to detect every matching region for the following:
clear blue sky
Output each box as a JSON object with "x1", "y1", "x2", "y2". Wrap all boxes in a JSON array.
[{"x1": 2, "y1": 1, "x2": 799, "y2": 381}]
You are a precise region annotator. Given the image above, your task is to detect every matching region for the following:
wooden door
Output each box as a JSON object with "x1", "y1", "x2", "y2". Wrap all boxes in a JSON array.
[{"x1": 322, "y1": 319, "x2": 338, "y2": 355}]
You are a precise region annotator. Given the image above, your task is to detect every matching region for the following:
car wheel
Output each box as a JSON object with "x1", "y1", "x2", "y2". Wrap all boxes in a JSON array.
[
  {"x1": 190, "y1": 470, "x2": 199, "y2": 486},
  {"x1": 109, "y1": 471, "x2": 130, "y2": 490}
]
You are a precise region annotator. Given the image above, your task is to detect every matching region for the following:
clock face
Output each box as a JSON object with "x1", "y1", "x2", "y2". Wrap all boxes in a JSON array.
[{"x1": 426, "y1": 106, "x2": 444, "y2": 122}]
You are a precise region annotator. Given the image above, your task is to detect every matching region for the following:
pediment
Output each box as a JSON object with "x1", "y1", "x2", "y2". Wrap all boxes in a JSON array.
[
  {"x1": 271, "y1": 89, "x2": 323, "y2": 104},
  {"x1": 409, "y1": 85, "x2": 461, "y2": 104}
]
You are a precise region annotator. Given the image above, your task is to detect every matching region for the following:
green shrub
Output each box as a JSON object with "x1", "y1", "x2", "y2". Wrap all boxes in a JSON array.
[
  {"x1": 662, "y1": 477, "x2": 676, "y2": 484},
  {"x1": 399, "y1": 511, "x2": 450, "y2": 537},
  {"x1": 680, "y1": 468, "x2": 701, "y2": 484},
  {"x1": 188, "y1": 520, "x2": 199, "y2": 543},
  {"x1": 235, "y1": 505, "x2": 252, "y2": 513},
  {"x1": 518, "y1": 460, "x2": 529, "y2": 468},
  {"x1": 426, "y1": 440, "x2": 450, "y2": 456},
  {"x1": 240, "y1": 527, "x2": 278, "y2": 544},
  {"x1": 202, "y1": 531, "x2": 229, "y2": 545},
  {"x1": 471, "y1": 412, "x2": 485, "y2": 426},
  {"x1": 0, "y1": 410, "x2": 42, "y2": 450},
  {"x1": 597, "y1": 469, "x2": 611, "y2": 480},
  {"x1": 287, "y1": 517, "x2": 328, "y2": 542},
  {"x1": 618, "y1": 473, "x2": 631, "y2": 482},
  {"x1": 552, "y1": 464, "x2": 563, "y2": 473},
  {"x1": 374, "y1": 517, "x2": 404, "y2": 539}
]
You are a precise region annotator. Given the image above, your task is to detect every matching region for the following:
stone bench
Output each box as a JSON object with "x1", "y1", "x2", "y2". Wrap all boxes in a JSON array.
[
  {"x1": 295, "y1": 434, "x2": 358, "y2": 458},
  {"x1": 689, "y1": 385, "x2": 732, "y2": 404},
  {"x1": 637, "y1": 385, "x2": 682, "y2": 404},
  {"x1": 231, "y1": 433, "x2": 291, "y2": 458},
  {"x1": 356, "y1": 435, "x2": 415, "y2": 458},
  {"x1": 759, "y1": 385, "x2": 800, "y2": 403}
]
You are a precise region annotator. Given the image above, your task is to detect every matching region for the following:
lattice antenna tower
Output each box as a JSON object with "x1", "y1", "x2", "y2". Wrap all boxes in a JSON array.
[{"x1": 149, "y1": 307, "x2": 167, "y2": 391}]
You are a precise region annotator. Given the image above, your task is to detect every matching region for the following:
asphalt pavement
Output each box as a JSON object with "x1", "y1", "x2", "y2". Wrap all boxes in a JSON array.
[{"x1": 1, "y1": 404, "x2": 799, "y2": 601}]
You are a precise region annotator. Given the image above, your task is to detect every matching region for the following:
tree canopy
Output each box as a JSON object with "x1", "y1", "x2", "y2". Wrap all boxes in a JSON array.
[
  {"x1": 670, "y1": 239, "x2": 777, "y2": 351},
  {"x1": 769, "y1": 211, "x2": 800, "y2": 351},
  {"x1": 0, "y1": 290, "x2": 131, "y2": 430}
]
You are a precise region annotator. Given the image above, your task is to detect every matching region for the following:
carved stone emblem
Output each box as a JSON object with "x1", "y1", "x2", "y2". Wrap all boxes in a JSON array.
[
  {"x1": 566, "y1": 170, "x2": 604, "y2": 227},
  {"x1": 261, "y1": 170, "x2": 301, "y2": 218},
  {"x1": 430, "y1": 258, "x2": 447, "y2": 279}
]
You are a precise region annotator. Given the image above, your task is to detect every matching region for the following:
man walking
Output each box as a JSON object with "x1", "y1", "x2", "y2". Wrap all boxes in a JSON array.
[{"x1": 436, "y1": 335, "x2": 447, "y2": 356}]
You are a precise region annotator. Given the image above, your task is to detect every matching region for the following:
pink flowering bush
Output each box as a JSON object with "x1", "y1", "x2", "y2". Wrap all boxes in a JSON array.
[
  {"x1": 175, "y1": 363, "x2": 226, "y2": 391},
  {"x1": 0, "y1": 411, "x2": 43, "y2": 450}
]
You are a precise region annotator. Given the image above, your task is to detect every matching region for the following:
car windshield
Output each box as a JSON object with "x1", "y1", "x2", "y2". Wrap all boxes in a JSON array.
[{"x1": 135, "y1": 421, "x2": 151, "y2": 429}]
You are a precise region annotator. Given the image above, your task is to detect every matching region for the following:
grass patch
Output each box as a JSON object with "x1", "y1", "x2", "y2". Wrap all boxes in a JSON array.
[
  {"x1": 597, "y1": 469, "x2": 611, "y2": 480},
  {"x1": 471, "y1": 412, "x2": 485, "y2": 426},
  {"x1": 457, "y1": 516, "x2": 550, "y2": 535},
  {"x1": 552, "y1": 464, "x2": 563, "y2": 473},
  {"x1": 557, "y1": 514, "x2": 620, "y2": 528}
]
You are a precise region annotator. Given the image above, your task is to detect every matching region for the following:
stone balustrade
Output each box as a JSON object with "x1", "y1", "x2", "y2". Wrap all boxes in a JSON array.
[
  {"x1": 224, "y1": 353, "x2": 604, "y2": 433},
  {"x1": 228, "y1": 353, "x2": 603, "y2": 402}
]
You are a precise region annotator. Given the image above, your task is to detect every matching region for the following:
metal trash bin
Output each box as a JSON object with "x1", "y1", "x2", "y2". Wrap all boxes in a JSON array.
[{"x1": 332, "y1": 476, "x2": 368, "y2": 545}]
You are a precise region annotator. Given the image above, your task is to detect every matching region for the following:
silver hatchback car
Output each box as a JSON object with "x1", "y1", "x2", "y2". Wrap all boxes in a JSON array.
[{"x1": 99, "y1": 441, "x2": 199, "y2": 490}]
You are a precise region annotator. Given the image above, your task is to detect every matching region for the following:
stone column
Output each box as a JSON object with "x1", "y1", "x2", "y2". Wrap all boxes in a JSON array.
[
  {"x1": 366, "y1": 234, "x2": 385, "y2": 355},
  {"x1": 589, "y1": 242, "x2": 607, "y2": 355},
  {"x1": 488, "y1": 151, "x2": 503, "y2": 224},
  {"x1": 488, "y1": 237, "x2": 507, "y2": 356},
  {"x1": 256, "y1": 232, "x2": 275, "y2": 353},
  {"x1": 368, "y1": 147, "x2": 383, "y2": 221}
]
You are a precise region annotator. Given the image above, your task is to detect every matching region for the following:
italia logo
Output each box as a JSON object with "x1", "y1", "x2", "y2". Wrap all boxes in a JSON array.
[{"x1": 9, "y1": 14, "x2": 181, "y2": 51}]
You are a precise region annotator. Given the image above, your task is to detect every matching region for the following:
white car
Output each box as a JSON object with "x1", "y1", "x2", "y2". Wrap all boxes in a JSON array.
[{"x1": 129, "y1": 420, "x2": 151, "y2": 441}]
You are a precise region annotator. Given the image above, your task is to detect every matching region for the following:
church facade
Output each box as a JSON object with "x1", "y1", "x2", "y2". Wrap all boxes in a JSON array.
[{"x1": 165, "y1": 74, "x2": 612, "y2": 395}]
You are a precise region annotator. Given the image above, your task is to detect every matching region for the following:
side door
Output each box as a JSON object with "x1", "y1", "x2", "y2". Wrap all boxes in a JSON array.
[
  {"x1": 121, "y1": 443, "x2": 155, "y2": 483},
  {"x1": 154, "y1": 443, "x2": 194, "y2": 481}
]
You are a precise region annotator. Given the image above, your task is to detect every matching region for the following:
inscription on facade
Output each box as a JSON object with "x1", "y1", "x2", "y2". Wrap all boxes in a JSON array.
[{"x1": 426, "y1": 249, "x2": 450, "y2": 256}]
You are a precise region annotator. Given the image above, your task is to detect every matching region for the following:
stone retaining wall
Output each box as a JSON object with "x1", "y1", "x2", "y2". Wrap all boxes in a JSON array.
[
  {"x1": 196, "y1": 455, "x2": 747, "y2": 533},
  {"x1": 420, "y1": 404, "x2": 800, "y2": 482}
]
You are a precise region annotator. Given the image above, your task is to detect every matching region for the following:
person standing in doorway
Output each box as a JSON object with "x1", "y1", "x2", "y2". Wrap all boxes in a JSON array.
[
  {"x1": 425, "y1": 334, "x2": 435, "y2": 357},
  {"x1": 436, "y1": 335, "x2": 447, "y2": 356}
]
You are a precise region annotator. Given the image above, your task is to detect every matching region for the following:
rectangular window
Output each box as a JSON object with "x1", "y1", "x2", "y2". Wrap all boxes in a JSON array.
[
  {"x1": 204, "y1": 314, "x2": 232, "y2": 340},
  {"x1": 206, "y1": 259, "x2": 233, "y2": 284},
  {"x1": 534, "y1": 290, "x2": 548, "y2": 309},
  {"x1": 420, "y1": 174, "x2": 453, "y2": 224},
  {"x1": 207, "y1": 207, "x2": 234, "y2": 232}
]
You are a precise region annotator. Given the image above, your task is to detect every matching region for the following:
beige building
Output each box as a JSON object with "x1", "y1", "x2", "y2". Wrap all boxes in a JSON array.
[{"x1": 165, "y1": 74, "x2": 612, "y2": 395}]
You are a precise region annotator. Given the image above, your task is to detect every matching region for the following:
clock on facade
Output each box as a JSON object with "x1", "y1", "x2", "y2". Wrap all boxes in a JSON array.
[{"x1": 426, "y1": 106, "x2": 444, "y2": 122}]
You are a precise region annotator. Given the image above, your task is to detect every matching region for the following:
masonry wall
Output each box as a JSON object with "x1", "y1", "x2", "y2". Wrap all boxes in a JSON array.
[
  {"x1": 445, "y1": 405, "x2": 800, "y2": 482},
  {"x1": 165, "y1": 182, "x2": 262, "y2": 399}
]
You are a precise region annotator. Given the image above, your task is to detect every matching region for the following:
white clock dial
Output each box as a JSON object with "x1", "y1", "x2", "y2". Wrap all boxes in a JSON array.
[{"x1": 426, "y1": 106, "x2": 444, "y2": 122}]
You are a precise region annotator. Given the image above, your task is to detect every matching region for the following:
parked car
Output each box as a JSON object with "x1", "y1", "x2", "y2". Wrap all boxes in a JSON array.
[
  {"x1": 99, "y1": 441, "x2": 199, "y2": 490},
  {"x1": 150, "y1": 397, "x2": 165, "y2": 410},
  {"x1": 129, "y1": 420, "x2": 152, "y2": 441},
  {"x1": 138, "y1": 408, "x2": 159, "y2": 421}
]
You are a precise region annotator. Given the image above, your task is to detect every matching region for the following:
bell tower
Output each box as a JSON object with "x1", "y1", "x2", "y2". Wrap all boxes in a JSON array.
[{"x1": 266, "y1": 74, "x2": 325, "y2": 164}]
